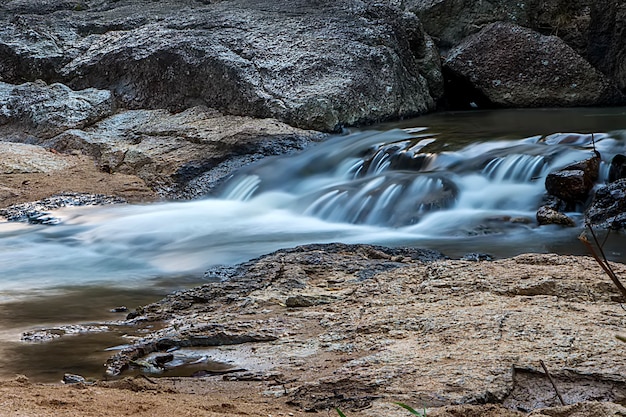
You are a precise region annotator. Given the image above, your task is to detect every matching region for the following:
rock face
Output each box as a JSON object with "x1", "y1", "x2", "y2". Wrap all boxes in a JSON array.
[
  {"x1": 444, "y1": 22, "x2": 623, "y2": 109},
  {"x1": 0, "y1": 0, "x2": 443, "y2": 132},
  {"x1": 588, "y1": 1, "x2": 626, "y2": 92},
  {"x1": 97, "y1": 244, "x2": 626, "y2": 413},
  {"x1": 409, "y1": 0, "x2": 593, "y2": 49}
]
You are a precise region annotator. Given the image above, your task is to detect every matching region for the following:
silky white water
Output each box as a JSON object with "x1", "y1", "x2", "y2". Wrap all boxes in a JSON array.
[{"x1": 2, "y1": 112, "x2": 626, "y2": 302}]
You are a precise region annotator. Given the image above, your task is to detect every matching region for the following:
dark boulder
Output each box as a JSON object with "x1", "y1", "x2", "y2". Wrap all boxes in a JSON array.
[
  {"x1": 586, "y1": 178, "x2": 626, "y2": 230},
  {"x1": 443, "y1": 22, "x2": 623, "y2": 109},
  {"x1": 545, "y1": 156, "x2": 600, "y2": 204},
  {"x1": 408, "y1": 0, "x2": 593, "y2": 54}
]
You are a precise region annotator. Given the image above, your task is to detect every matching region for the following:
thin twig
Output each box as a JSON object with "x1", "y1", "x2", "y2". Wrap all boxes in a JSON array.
[
  {"x1": 137, "y1": 374, "x2": 158, "y2": 384},
  {"x1": 579, "y1": 227, "x2": 626, "y2": 300},
  {"x1": 540, "y1": 360, "x2": 565, "y2": 406}
]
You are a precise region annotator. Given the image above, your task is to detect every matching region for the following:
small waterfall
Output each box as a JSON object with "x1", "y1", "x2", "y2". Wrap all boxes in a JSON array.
[
  {"x1": 1, "y1": 117, "x2": 626, "y2": 297},
  {"x1": 219, "y1": 129, "x2": 616, "y2": 232},
  {"x1": 482, "y1": 154, "x2": 547, "y2": 182}
]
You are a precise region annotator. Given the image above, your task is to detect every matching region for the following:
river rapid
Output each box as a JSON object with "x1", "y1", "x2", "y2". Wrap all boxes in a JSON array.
[{"x1": 1, "y1": 107, "x2": 626, "y2": 381}]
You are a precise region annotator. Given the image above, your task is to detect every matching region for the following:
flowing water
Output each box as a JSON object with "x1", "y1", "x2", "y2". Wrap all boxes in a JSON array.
[{"x1": 1, "y1": 107, "x2": 626, "y2": 381}]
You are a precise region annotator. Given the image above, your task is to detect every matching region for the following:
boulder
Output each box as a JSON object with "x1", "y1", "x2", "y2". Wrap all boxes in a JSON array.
[
  {"x1": 586, "y1": 178, "x2": 626, "y2": 230},
  {"x1": 408, "y1": 0, "x2": 593, "y2": 53},
  {"x1": 443, "y1": 22, "x2": 624, "y2": 108},
  {"x1": 588, "y1": 1, "x2": 626, "y2": 92},
  {"x1": 0, "y1": 81, "x2": 113, "y2": 139},
  {"x1": 544, "y1": 155, "x2": 600, "y2": 205},
  {"x1": 407, "y1": 0, "x2": 531, "y2": 51},
  {"x1": 0, "y1": 0, "x2": 443, "y2": 131}
]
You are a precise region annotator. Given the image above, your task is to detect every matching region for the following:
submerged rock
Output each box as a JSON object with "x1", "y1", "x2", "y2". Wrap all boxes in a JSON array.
[
  {"x1": 62, "y1": 373, "x2": 86, "y2": 384},
  {"x1": 536, "y1": 205, "x2": 575, "y2": 227}
]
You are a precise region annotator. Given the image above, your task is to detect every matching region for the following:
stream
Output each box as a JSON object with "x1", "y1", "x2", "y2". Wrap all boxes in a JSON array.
[{"x1": 1, "y1": 107, "x2": 626, "y2": 381}]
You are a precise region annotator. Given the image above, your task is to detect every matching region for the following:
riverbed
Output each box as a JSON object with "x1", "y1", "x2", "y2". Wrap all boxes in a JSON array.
[{"x1": 1, "y1": 107, "x2": 625, "y2": 382}]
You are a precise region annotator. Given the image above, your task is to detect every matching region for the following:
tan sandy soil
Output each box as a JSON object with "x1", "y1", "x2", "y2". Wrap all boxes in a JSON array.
[
  {"x1": 0, "y1": 152, "x2": 157, "y2": 208},
  {"x1": 0, "y1": 375, "x2": 325, "y2": 417}
]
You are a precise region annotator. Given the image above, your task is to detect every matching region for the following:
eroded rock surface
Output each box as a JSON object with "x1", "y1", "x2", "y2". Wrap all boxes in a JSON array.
[
  {"x1": 0, "y1": 0, "x2": 443, "y2": 131},
  {"x1": 0, "y1": 80, "x2": 326, "y2": 199},
  {"x1": 93, "y1": 244, "x2": 626, "y2": 413},
  {"x1": 0, "y1": 81, "x2": 113, "y2": 139},
  {"x1": 444, "y1": 22, "x2": 623, "y2": 108}
]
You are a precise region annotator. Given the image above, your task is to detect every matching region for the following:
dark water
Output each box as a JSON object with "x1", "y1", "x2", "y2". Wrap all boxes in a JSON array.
[{"x1": 1, "y1": 107, "x2": 625, "y2": 382}]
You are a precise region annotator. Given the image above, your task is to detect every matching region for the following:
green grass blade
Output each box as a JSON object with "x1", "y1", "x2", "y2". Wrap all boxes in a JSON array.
[
  {"x1": 335, "y1": 407, "x2": 348, "y2": 417},
  {"x1": 395, "y1": 402, "x2": 426, "y2": 416}
]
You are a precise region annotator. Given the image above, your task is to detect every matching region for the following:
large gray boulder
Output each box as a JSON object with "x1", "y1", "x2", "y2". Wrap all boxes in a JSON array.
[
  {"x1": 0, "y1": 0, "x2": 443, "y2": 131},
  {"x1": 0, "y1": 81, "x2": 113, "y2": 139},
  {"x1": 443, "y1": 22, "x2": 623, "y2": 108}
]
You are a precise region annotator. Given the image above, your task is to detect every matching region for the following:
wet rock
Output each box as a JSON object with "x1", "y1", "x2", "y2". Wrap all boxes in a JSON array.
[
  {"x1": 21, "y1": 324, "x2": 109, "y2": 342},
  {"x1": 0, "y1": 192, "x2": 125, "y2": 223},
  {"x1": 536, "y1": 205, "x2": 576, "y2": 227},
  {"x1": 110, "y1": 306, "x2": 128, "y2": 313},
  {"x1": 586, "y1": 178, "x2": 626, "y2": 230},
  {"x1": 285, "y1": 295, "x2": 335, "y2": 308},
  {"x1": 545, "y1": 155, "x2": 600, "y2": 205},
  {"x1": 444, "y1": 22, "x2": 624, "y2": 109},
  {"x1": 62, "y1": 373, "x2": 86, "y2": 384},
  {"x1": 0, "y1": 0, "x2": 443, "y2": 132},
  {"x1": 0, "y1": 81, "x2": 113, "y2": 139},
  {"x1": 460, "y1": 253, "x2": 493, "y2": 262}
]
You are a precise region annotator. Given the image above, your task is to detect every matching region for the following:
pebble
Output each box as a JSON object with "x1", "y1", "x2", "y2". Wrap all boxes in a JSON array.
[{"x1": 63, "y1": 373, "x2": 86, "y2": 384}]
